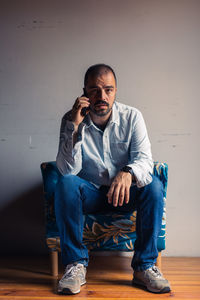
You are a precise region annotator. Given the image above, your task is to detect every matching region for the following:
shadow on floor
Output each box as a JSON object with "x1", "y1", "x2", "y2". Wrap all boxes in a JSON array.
[{"x1": 0, "y1": 184, "x2": 48, "y2": 255}]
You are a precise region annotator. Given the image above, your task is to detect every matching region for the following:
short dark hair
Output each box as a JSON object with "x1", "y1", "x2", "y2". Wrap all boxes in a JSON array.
[{"x1": 84, "y1": 64, "x2": 117, "y2": 87}]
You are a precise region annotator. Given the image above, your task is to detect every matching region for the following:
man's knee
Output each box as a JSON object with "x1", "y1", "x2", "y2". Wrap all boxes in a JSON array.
[
  {"x1": 55, "y1": 174, "x2": 82, "y2": 208},
  {"x1": 57, "y1": 174, "x2": 80, "y2": 188},
  {"x1": 55, "y1": 174, "x2": 82, "y2": 202},
  {"x1": 147, "y1": 175, "x2": 163, "y2": 196},
  {"x1": 141, "y1": 175, "x2": 164, "y2": 208}
]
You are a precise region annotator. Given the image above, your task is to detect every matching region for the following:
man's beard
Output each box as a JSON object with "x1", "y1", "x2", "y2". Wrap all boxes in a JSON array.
[{"x1": 90, "y1": 100, "x2": 113, "y2": 117}]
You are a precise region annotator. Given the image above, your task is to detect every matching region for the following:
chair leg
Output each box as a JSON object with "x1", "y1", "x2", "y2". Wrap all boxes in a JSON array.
[
  {"x1": 50, "y1": 250, "x2": 58, "y2": 277},
  {"x1": 155, "y1": 252, "x2": 162, "y2": 270}
]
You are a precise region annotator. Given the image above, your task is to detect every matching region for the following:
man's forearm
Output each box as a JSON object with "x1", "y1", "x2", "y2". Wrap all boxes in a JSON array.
[{"x1": 56, "y1": 119, "x2": 83, "y2": 175}]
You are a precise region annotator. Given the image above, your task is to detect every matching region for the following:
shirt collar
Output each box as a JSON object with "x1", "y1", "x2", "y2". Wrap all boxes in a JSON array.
[
  {"x1": 83, "y1": 101, "x2": 120, "y2": 128},
  {"x1": 109, "y1": 101, "x2": 120, "y2": 126}
]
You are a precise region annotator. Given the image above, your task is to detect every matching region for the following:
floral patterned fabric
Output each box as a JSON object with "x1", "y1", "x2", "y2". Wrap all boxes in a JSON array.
[{"x1": 41, "y1": 162, "x2": 168, "y2": 252}]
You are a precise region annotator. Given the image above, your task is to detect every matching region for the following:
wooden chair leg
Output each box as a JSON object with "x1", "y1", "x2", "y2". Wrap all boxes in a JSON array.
[
  {"x1": 155, "y1": 252, "x2": 162, "y2": 270},
  {"x1": 50, "y1": 250, "x2": 58, "y2": 277}
]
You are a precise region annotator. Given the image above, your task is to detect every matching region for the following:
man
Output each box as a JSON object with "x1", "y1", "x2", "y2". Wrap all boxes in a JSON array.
[{"x1": 55, "y1": 64, "x2": 171, "y2": 294}]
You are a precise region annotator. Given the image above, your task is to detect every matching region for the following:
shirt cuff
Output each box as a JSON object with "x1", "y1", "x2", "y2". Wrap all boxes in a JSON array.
[
  {"x1": 128, "y1": 164, "x2": 153, "y2": 188},
  {"x1": 65, "y1": 120, "x2": 84, "y2": 142}
]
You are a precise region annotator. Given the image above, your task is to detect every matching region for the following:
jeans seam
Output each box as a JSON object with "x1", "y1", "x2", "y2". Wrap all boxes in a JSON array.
[{"x1": 79, "y1": 186, "x2": 86, "y2": 261}]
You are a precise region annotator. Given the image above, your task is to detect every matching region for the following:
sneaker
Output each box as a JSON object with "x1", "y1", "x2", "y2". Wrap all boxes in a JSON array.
[
  {"x1": 57, "y1": 263, "x2": 86, "y2": 294},
  {"x1": 132, "y1": 265, "x2": 171, "y2": 293}
]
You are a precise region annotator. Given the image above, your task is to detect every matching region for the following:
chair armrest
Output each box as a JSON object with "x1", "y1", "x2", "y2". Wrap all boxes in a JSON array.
[
  {"x1": 40, "y1": 162, "x2": 61, "y2": 198},
  {"x1": 153, "y1": 162, "x2": 168, "y2": 198},
  {"x1": 40, "y1": 162, "x2": 61, "y2": 237}
]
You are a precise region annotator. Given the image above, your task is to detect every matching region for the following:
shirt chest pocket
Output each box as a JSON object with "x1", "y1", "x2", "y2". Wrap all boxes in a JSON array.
[{"x1": 110, "y1": 141, "x2": 129, "y2": 162}]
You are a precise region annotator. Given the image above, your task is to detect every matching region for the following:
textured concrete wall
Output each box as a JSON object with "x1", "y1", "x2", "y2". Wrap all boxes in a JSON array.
[{"x1": 0, "y1": 0, "x2": 199, "y2": 255}]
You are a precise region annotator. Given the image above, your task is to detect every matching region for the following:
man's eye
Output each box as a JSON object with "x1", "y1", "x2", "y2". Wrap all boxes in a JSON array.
[
  {"x1": 106, "y1": 88, "x2": 113, "y2": 93},
  {"x1": 90, "y1": 89, "x2": 98, "y2": 94}
]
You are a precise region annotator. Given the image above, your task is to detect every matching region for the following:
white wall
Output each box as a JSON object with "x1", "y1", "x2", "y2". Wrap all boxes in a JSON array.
[{"x1": 0, "y1": 0, "x2": 199, "y2": 255}]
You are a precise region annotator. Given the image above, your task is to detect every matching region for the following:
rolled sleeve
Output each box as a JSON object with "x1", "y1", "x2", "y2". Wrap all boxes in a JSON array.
[{"x1": 56, "y1": 116, "x2": 84, "y2": 176}]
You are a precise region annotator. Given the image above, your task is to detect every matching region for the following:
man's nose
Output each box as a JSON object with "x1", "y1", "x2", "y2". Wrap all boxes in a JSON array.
[{"x1": 97, "y1": 89, "x2": 106, "y2": 99}]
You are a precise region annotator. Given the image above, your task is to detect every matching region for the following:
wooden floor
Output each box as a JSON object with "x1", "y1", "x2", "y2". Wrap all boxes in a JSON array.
[{"x1": 0, "y1": 255, "x2": 200, "y2": 300}]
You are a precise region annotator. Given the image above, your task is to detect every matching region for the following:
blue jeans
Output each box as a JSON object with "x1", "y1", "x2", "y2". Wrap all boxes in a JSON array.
[{"x1": 54, "y1": 174, "x2": 164, "y2": 271}]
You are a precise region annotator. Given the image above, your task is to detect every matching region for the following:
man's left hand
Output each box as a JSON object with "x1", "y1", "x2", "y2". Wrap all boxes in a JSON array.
[{"x1": 107, "y1": 171, "x2": 132, "y2": 207}]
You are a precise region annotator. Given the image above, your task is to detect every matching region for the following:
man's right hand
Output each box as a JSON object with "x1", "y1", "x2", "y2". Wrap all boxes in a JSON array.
[{"x1": 71, "y1": 96, "x2": 90, "y2": 128}]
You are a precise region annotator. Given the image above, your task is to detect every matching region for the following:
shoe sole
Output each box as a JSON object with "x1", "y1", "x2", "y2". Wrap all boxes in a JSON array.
[
  {"x1": 132, "y1": 278, "x2": 171, "y2": 294},
  {"x1": 58, "y1": 280, "x2": 86, "y2": 295},
  {"x1": 58, "y1": 287, "x2": 80, "y2": 295}
]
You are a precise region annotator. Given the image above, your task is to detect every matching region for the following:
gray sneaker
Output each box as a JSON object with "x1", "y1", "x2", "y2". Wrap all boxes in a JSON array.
[
  {"x1": 133, "y1": 265, "x2": 171, "y2": 293},
  {"x1": 57, "y1": 263, "x2": 86, "y2": 294}
]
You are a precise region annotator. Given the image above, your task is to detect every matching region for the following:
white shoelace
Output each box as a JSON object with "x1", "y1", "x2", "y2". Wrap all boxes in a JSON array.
[
  {"x1": 148, "y1": 266, "x2": 163, "y2": 278},
  {"x1": 61, "y1": 263, "x2": 82, "y2": 281}
]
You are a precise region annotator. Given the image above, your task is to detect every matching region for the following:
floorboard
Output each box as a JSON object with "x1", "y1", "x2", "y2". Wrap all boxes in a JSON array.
[{"x1": 0, "y1": 255, "x2": 200, "y2": 299}]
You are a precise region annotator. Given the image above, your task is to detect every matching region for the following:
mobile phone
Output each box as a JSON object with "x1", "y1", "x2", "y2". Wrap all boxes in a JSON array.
[{"x1": 81, "y1": 92, "x2": 90, "y2": 116}]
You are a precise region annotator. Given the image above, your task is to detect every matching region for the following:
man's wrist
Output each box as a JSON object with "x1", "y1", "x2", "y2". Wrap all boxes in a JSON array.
[
  {"x1": 66, "y1": 120, "x2": 79, "y2": 132},
  {"x1": 120, "y1": 166, "x2": 133, "y2": 175},
  {"x1": 72, "y1": 122, "x2": 79, "y2": 132},
  {"x1": 120, "y1": 166, "x2": 135, "y2": 182}
]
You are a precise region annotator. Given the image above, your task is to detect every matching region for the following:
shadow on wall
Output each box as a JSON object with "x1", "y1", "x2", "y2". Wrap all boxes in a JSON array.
[{"x1": 0, "y1": 184, "x2": 48, "y2": 255}]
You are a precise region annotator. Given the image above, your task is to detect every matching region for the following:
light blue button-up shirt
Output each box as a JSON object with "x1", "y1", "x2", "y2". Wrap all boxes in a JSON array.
[{"x1": 56, "y1": 101, "x2": 153, "y2": 188}]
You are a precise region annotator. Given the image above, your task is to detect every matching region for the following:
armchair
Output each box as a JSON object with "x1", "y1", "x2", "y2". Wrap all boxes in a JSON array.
[{"x1": 40, "y1": 162, "x2": 168, "y2": 277}]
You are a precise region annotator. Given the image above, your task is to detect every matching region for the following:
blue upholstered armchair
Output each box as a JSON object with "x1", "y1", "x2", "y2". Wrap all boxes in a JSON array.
[{"x1": 40, "y1": 162, "x2": 168, "y2": 277}]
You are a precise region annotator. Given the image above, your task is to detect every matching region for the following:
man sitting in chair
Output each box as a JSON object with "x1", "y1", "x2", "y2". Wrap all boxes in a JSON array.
[{"x1": 55, "y1": 64, "x2": 171, "y2": 294}]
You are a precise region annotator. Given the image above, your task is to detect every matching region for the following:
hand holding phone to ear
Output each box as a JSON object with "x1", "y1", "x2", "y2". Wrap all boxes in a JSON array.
[{"x1": 71, "y1": 94, "x2": 90, "y2": 127}]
